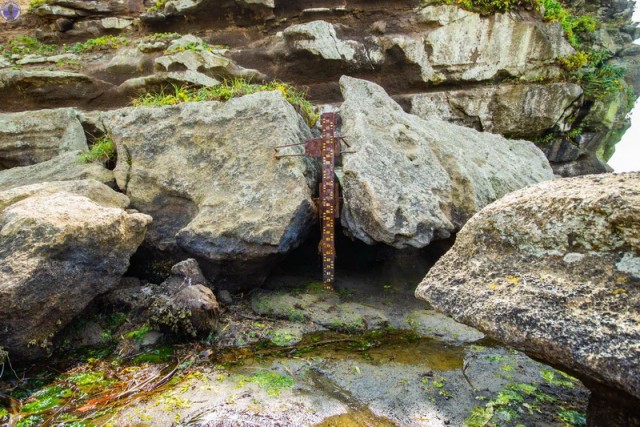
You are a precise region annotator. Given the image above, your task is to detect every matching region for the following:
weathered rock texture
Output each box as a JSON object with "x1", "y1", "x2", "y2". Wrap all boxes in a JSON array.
[
  {"x1": 101, "y1": 92, "x2": 318, "y2": 287},
  {"x1": 0, "y1": 108, "x2": 87, "y2": 170},
  {"x1": 416, "y1": 172, "x2": 640, "y2": 426},
  {"x1": 0, "y1": 151, "x2": 113, "y2": 191},
  {"x1": 410, "y1": 83, "x2": 583, "y2": 139},
  {"x1": 339, "y1": 76, "x2": 554, "y2": 248},
  {"x1": 0, "y1": 180, "x2": 151, "y2": 360},
  {"x1": 1, "y1": 0, "x2": 635, "y2": 175}
]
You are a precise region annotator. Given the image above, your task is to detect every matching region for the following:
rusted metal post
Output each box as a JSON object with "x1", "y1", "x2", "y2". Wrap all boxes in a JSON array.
[
  {"x1": 318, "y1": 113, "x2": 337, "y2": 289},
  {"x1": 274, "y1": 112, "x2": 347, "y2": 290}
]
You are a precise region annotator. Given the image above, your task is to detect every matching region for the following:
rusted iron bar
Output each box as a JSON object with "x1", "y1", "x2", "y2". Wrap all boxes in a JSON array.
[
  {"x1": 274, "y1": 112, "x2": 348, "y2": 290},
  {"x1": 318, "y1": 113, "x2": 337, "y2": 289}
]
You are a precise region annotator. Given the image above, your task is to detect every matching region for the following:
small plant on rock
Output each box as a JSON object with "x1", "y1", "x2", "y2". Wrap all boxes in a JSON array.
[
  {"x1": 68, "y1": 36, "x2": 129, "y2": 53},
  {"x1": 147, "y1": 0, "x2": 169, "y2": 13},
  {"x1": 28, "y1": 0, "x2": 50, "y2": 10},
  {"x1": 2, "y1": 36, "x2": 58, "y2": 56},
  {"x1": 80, "y1": 135, "x2": 116, "y2": 165}
]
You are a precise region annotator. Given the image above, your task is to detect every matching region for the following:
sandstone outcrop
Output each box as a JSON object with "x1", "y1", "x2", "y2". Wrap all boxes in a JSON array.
[
  {"x1": 101, "y1": 91, "x2": 318, "y2": 287},
  {"x1": 410, "y1": 83, "x2": 583, "y2": 139},
  {"x1": 0, "y1": 108, "x2": 87, "y2": 169},
  {"x1": 338, "y1": 76, "x2": 554, "y2": 248},
  {"x1": 0, "y1": 180, "x2": 151, "y2": 360},
  {"x1": 416, "y1": 172, "x2": 640, "y2": 426},
  {"x1": 0, "y1": 151, "x2": 113, "y2": 190}
]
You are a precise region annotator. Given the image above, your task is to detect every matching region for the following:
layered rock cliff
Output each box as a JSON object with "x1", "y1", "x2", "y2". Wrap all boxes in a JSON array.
[{"x1": 1, "y1": 0, "x2": 638, "y2": 175}]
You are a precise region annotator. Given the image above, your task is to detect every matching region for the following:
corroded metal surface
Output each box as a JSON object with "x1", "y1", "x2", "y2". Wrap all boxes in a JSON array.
[
  {"x1": 275, "y1": 112, "x2": 347, "y2": 289},
  {"x1": 318, "y1": 113, "x2": 337, "y2": 288}
]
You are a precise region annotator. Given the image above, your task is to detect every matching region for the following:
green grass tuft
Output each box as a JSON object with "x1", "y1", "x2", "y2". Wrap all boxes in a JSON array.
[
  {"x1": 80, "y1": 135, "x2": 116, "y2": 165},
  {"x1": 132, "y1": 80, "x2": 319, "y2": 126}
]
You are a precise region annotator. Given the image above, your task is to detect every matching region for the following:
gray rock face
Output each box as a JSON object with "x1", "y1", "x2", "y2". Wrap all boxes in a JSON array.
[
  {"x1": 154, "y1": 35, "x2": 265, "y2": 81},
  {"x1": 338, "y1": 76, "x2": 554, "y2": 248},
  {"x1": 283, "y1": 21, "x2": 364, "y2": 63},
  {"x1": 101, "y1": 92, "x2": 318, "y2": 287},
  {"x1": 418, "y1": 5, "x2": 574, "y2": 82},
  {"x1": 0, "y1": 108, "x2": 87, "y2": 170},
  {"x1": 0, "y1": 151, "x2": 113, "y2": 191},
  {"x1": 416, "y1": 172, "x2": 640, "y2": 424},
  {"x1": 0, "y1": 180, "x2": 151, "y2": 360},
  {"x1": 410, "y1": 83, "x2": 583, "y2": 138}
]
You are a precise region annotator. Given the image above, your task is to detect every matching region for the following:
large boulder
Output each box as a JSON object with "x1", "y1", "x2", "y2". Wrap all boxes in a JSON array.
[
  {"x1": 0, "y1": 108, "x2": 87, "y2": 170},
  {"x1": 416, "y1": 172, "x2": 640, "y2": 426},
  {"x1": 0, "y1": 151, "x2": 113, "y2": 191},
  {"x1": 338, "y1": 76, "x2": 554, "y2": 248},
  {"x1": 101, "y1": 92, "x2": 318, "y2": 287},
  {"x1": 0, "y1": 180, "x2": 151, "y2": 360}
]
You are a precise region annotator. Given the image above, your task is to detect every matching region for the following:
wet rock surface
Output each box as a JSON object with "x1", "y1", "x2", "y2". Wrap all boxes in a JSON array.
[
  {"x1": 416, "y1": 172, "x2": 640, "y2": 425},
  {"x1": 76, "y1": 255, "x2": 587, "y2": 427}
]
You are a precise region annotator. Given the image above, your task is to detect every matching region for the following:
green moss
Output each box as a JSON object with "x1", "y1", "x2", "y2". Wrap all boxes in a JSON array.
[
  {"x1": 133, "y1": 346, "x2": 175, "y2": 363},
  {"x1": 0, "y1": 406, "x2": 8, "y2": 418},
  {"x1": 80, "y1": 135, "x2": 116, "y2": 164},
  {"x1": 21, "y1": 385, "x2": 72, "y2": 414},
  {"x1": 248, "y1": 371, "x2": 294, "y2": 396},
  {"x1": 132, "y1": 80, "x2": 319, "y2": 127},
  {"x1": 287, "y1": 309, "x2": 305, "y2": 323},
  {"x1": 28, "y1": 0, "x2": 50, "y2": 10},
  {"x1": 540, "y1": 369, "x2": 576, "y2": 388},
  {"x1": 16, "y1": 416, "x2": 44, "y2": 427},
  {"x1": 559, "y1": 51, "x2": 589, "y2": 71},
  {"x1": 123, "y1": 324, "x2": 152, "y2": 343},
  {"x1": 558, "y1": 409, "x2": 587, "y2": 426}
]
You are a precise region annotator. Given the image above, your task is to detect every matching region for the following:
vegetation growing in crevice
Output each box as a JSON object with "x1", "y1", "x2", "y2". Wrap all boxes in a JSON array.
[
  {"x1": 540, "y1": 0, "x2": 597, "y2": 49},
  {"x1": 80, "y1": 134, "x2": 116, "y2": 166},
  {"x1": 535, "y1": 126, "x2": 583, "y2": 147},
  {"x1": 132, "y1": 80, "x2": 319, "y2": 126}
]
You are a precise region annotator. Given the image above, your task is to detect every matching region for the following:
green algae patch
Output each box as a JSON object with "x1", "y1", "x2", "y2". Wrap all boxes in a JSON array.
[
  {"x1": 16, "y1": 415, "x2": 44, "y2": 427},
  {"x1": 21, "y1": 385, "x2": 72, "y2": 414},
  {"x1": 66, "y1": 371, "x2": 114, "y2": 394},
  {"x1": 248, "y1": 371, "x2": 294, "y2": 396},
  {"x1": 133, "y1": 345, "x2": 175, "y2": 364}
]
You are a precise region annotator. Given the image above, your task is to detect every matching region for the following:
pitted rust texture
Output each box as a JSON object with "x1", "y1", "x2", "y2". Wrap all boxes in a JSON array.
[{"x1": 275, "y1": 112, "x2": 347, "y2": 290}]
